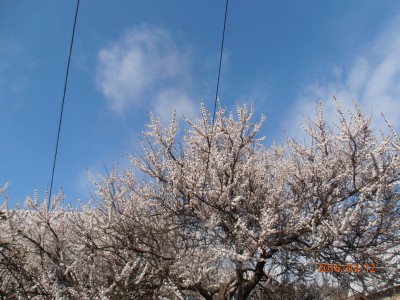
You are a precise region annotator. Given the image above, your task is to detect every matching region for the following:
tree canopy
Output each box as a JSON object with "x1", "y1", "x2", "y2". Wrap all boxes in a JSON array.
[{"x1": 1, "y1": 99, "x2": 399, "y2": 299}]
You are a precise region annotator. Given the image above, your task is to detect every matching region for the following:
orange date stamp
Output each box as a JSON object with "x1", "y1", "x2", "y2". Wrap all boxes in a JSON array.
[{"x1": 317, "y1": 263, "x2": 376, "y2": 273}]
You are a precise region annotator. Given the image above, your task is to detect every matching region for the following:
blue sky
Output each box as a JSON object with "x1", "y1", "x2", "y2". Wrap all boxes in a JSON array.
[{"x1": 1, "y1": 0, "x2": 400, "y2": 207}]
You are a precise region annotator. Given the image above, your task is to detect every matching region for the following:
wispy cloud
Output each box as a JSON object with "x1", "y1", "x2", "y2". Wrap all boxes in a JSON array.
[
  {"x1": 0, "y1": 40, "x2": 30, "y2": 108},
  {"x1": 286, "y1": 16, "x2": 400, "y2": 140},
  {"x1": 153, "y1": 88, "x2": 197, "y2": 121},
  {"x1": 96, "y1": 24, "x2": 196, "y2": 119}
]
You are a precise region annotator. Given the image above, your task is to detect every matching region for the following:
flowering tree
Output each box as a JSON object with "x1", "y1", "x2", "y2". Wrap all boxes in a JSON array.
[{"x1": 1, "y1": 99, "x2": 399, "y2": 299}]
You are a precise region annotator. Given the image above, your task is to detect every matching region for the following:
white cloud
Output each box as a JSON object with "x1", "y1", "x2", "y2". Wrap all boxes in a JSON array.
[
  {"x1": 286, "y1": 16, "x2": 400, "y2": 140},
  {"x1": 236, "y1": 80, "x2": 269, "y2": 107},
  {"x1": 74, "y1": 169, "x2": 93, "y2": 202},
  {"x1": 0, "y1": 41, "x2": 31, "y2": 108},
  {"x1": 153, "y1": 88, "x2": 197, "y2": 121},
  {"x1": 96, "y1": 25, "x2": 194, "y2": 115}
]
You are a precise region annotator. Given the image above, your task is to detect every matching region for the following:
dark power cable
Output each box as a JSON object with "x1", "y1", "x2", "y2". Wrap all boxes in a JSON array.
[
  {"x1": 212, "y1": 0, "x2": 229, "y2": 124},
  {"x1": 48, "y1": 0, "x2": 80, "y2": 210},
  {"x1": 201, "y1": 0, "x2": 229, "y2": 206}
]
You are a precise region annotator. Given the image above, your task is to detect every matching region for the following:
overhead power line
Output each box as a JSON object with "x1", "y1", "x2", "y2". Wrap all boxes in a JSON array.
[
  {"x1": 201, "y1": 0, "x2": 229, "y2": 203},
  {"x1": 48, "y1": 0, "x2": 80, "y2": 210},
  {"x1": 212, "y1": 0, "x2": 229, "y2": 124}
]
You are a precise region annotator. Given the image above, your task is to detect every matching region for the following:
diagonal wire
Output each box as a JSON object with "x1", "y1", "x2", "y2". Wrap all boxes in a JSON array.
[
  {"x1": 48, "y1": 0, "x2": 80, "y2": 210},
  {"x1": 200, "y1": 0, "x2": 229, "y2": 207},
  {"x1": 212, "y1": 0, "x2": 229, "y2": 124}
]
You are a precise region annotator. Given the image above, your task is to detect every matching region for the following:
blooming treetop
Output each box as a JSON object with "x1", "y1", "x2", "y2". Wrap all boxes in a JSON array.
[{"x1": 1, "y1": 99, "x2": 399, "y2": 299}]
